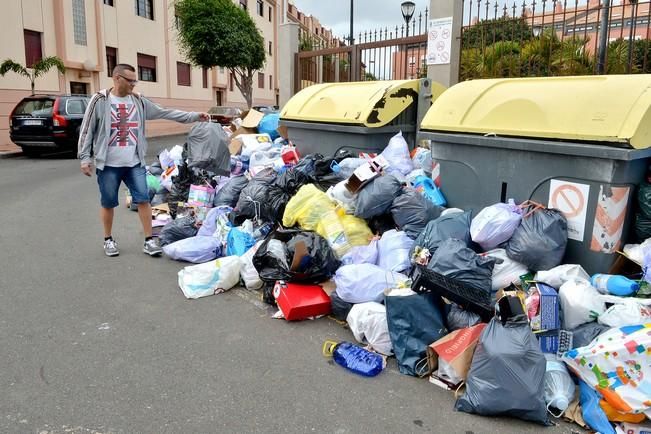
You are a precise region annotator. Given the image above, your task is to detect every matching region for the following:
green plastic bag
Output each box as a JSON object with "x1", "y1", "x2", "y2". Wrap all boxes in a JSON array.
[{"x1": 637, "y1": 182, "x2": 651, "y2": 218}]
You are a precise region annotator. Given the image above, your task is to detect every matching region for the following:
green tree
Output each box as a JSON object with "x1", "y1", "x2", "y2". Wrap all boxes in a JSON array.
[
  {"x1": 0, "y1": 56, "x2": 65, "y2": 95},
  {"x1": 175, "y1": 0, "x2": 265, "y2": 108},
  {"x1": 462, "y1": 16, "x2": 532, "y2": 50}
]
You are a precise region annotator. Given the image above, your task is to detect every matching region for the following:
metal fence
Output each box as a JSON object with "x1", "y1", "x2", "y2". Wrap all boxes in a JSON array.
[
  {"x1": 460, "y1": 0, "x2": 651, "y2": 80},
  {"x1": 294, "y1": 8, "x2": 430, "y2": 93}
]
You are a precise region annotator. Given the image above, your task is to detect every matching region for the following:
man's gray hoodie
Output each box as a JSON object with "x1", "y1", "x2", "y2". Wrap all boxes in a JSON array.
[{"x1": 78, "y1": 88, "x2": 200, "y2": 170}]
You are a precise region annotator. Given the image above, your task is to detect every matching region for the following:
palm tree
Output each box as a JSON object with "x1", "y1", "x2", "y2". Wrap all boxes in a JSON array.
[{"x1": 0, "y1": 56, "x2": 65, "y2": 95}]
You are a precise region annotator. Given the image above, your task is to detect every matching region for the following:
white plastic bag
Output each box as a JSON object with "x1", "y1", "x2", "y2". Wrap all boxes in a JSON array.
[
  {"x1": 346, "y1": 302, "x2": 393, "y2": 356},
  {"x1": 334, "y1": 264, "x2": 409, "y2": 304},
  {"x1": 240, "y1": 241, "x2": 264, "y2": 290},
  {"x1": 535, "y1": 264, "x2": 590, "y2": 290},
  {"x1": 597, "y1": 295, "x2": 651, "y2": 328},
  {"x1": 558, "y1": 278, "x2": 606, "y2": 329},
  {"x1": 178, "y1": 256, "x2": 242, "y2": 299},
  {"x1": 341, "y1": 239, "x2": 379, "y2": 265},
  {"x1": 470, "y1": 200, "x2": 522, "y2": 250},
  {"x1": 485, "y1": 249, "x2": 529, "y2": 292},
  {"x1": 326, "y1": 180, "x2": 357, "y2": 213},
  {"x1": 380, "y1": 131, "x2": 414, "y2": 176},
  {"x1": 240, "y1": 134, "x2": 272, "y2": 159},
  {"x1": 377, "y1": 230, "x2": 414, "y2": 273}
]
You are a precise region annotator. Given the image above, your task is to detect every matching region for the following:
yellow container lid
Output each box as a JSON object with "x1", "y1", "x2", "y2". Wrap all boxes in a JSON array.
[
  {"x1": 281, "y1": 80, "x2": 446, "y2": 128},
  {"x1": 420, "y1": 75, "x2": 651, "y2": 149}
]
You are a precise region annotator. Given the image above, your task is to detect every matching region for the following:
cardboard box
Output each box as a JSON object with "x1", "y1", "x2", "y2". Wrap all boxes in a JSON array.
[
  {"x1": 241, "y1": 109, "x2": 264, "y2": 129},
  {"x1": 344, "y1": 155, "x2": 390, "y2": 193},
  {"x1": 273, "y1": 281, "x2": 331, "y2": 321},
  {"x1": 536, "y1": 283, "x2": 560, "y2": 330}
]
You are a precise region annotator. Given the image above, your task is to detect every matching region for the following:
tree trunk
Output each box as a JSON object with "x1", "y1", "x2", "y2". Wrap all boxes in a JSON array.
[
  {"x1": 231, "y1": 67, "x2": 254, "y2": 109},
  {"x1": 30, "y1": 79, "x2": 35, "y2": 95}
]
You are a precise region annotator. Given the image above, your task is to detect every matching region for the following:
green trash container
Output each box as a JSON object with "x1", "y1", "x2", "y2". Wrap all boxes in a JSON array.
[
  {"x1": 279, "y1": 79, "x2": 446, "y2": 156},
  {"x1": 419, "y1": 74, "x2": 651, "y2": 274}
]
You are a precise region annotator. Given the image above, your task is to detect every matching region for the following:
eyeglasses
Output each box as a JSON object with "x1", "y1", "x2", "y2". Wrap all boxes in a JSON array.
[{"x1": 117, "y1": 74, "x2": 138, "y2": 86}]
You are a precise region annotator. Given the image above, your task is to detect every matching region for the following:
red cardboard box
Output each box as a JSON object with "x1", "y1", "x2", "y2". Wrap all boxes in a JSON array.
[{"x1": 273, "y1": 281, "x2": 331, "y2": 321}]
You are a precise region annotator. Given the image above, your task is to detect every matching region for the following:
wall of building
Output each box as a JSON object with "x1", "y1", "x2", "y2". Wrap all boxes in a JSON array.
[{"x1": 0, "y1": 0, "x2": 333, "y2": 150}]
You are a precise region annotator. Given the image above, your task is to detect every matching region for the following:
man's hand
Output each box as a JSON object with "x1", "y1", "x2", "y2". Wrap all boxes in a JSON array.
[
  {"x1": 198, "y1": 112, "x2": 210, "y2": 122},
  {"x1": 81, "y1": 163, "x2": 93, "y2": 177}
]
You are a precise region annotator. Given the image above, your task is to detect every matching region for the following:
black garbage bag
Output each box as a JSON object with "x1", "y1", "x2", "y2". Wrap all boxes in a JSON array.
[
  {"x1": 391, "y1": 189, "x2": 445, "y2": 239},
  {"x1": 231, "y1": 169, "x2": 287, "y2": 225},
  {"x1": 505, "y1": 205, "x2": 568, "y2": 272},
  {"x1": 261, "y1": 282, "x2": 277, "y2": 306},
  {"x1": 635, "y1": 212, "x2": 651, "y2": 242},
  {"x1": 275, "y1": 167, "x2": 313, "y2": 195},
  {"x1": 298, "y1": 152, "x2": 351, "y2": 191},
  {"x1": 186, "y1": 122, "x2": 230, "y2": 176},
  {"x1": 158, "y1": 215, "x2": 198, "y2": 247},
  {"x1": 354, "y1": 175, "x2": 403, "y2": 219},
  {"x1": 638, "y1": 182, "x2": 651, "y2": 218},
  {"x1": 252, "y1": 229, "x2": 340, "y2": 284},
  {"x1": 447, "y1": 303, "x2": 482, "y2": 331},
  {"x1": 410, "y1": 211, "x2": 472, "y2": 261},
  {"x1": 330, "y1": 290, "x2": 354, "y2": 321},
  {"x1": 428, "y1": 239, "x2": 495, "y2": 297},
  {"x1": 385, "y1": 290, "x2": 447, "y2": 376},
  {"x1": 570, "y1": 322, "x2": 610, "y2": 348},
  {"x1": 366, "y1": 213, "x2": 397, "y2": 236},
  {"x1": 455, "y1": 316, "x2": 549, "y2": 425},
  {"x1": 213, "y1": 175, "x2": 249, "y2": 207},
  {"x1": 168, "y1": 162, "x2": 193, "y2": 218}
]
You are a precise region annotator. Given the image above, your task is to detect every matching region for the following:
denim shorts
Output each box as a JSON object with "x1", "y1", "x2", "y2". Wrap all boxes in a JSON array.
[{"x1": 96, "y1": 164, "x2": 149, "y2": 209}]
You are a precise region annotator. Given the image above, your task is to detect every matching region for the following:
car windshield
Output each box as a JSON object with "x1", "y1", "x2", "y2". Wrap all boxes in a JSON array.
[
  {"x1": 208, "y1": 107, "x2": 240, "y2": 116},
  {"x1": 14, "y1": 99, "x2": 54, "y2": 116}
]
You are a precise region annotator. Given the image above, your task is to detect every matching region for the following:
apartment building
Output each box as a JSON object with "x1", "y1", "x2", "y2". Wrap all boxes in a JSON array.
[{"x1": 0, "y1": 0, "x2": 333, "y2": 147}]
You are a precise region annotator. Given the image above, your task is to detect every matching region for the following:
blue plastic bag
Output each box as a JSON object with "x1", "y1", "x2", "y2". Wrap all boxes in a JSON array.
[
  {"x1": 257, "y1": 113, "x2": 280, "y2": 141},
  {"x1": 579, "y1": 380, "x2": 616, "y2": 434},
  {"x1": 226, "y1": 227, "x2": 256, "y2": 256}
]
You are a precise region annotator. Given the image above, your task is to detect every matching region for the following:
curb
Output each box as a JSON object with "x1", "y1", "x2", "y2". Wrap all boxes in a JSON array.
[{"x1": 0, "y1": 151, "x2": 23, "y2": 159}]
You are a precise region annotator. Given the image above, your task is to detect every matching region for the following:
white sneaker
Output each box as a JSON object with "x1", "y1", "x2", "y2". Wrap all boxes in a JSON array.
[
  {"x1": 104, "y1": 238, "x2": 119, "y2": 257},
  {"x1": 143, "y1": 238, "x2": 163, "y2": 256}
]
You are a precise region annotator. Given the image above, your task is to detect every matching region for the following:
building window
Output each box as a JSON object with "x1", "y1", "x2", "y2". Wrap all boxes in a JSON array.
[
  {"x1": 257, "y1": 0, "x2": 264, "y2": 16},
  {"x1": 219, "y1": 66, "x2": 224, "y2": 73},
  {"x1": 202, "y1": 67, "x2": 208, "y2": 88},
  {"x1": 239, "y1": 0, "x2": 247, "y2": 10},
  {"x1": 137, "y1": 53, "x2": 157, "y2": 82},
  {"x1": 269, "y1": 74, "x2": 273, "y2": 90},
  {"x1": 268, "y1": 41, "x2": 272, "y2": 55},
  {"x1": 103, "y1": 0, "x2": 114, "y2": 5},
  {"x1": 177, "y1": 62, "x2": 191, "y2": 86},
  {"x1": 258, "y1": 72, "x2": 264, "y2": 89},
  {"x1": 135, "y1": 0, "x2": 154, "y2": 20},
  {"x1": 106, "y1": 46, "x2": 117, "y2": 77},
  {"x1": 229, "y1": 73, "x2": 234, "y2": 91},
  {"x1": 268, "y1": 6, "x2": 272, "y2": 21},
  {"x1": 23, "y1": 30, "x2": 42, "y2": 67},
  {"x1": 72, "y1": 0, "x2": 87, "y2": 46}
]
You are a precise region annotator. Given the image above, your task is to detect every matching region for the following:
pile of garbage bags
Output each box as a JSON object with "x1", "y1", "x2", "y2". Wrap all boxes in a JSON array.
[{"x1": 140, "y1": 117, "x2": 651, "y2": 433}]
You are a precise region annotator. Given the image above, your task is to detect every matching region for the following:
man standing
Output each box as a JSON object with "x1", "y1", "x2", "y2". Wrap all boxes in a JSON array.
[{"x1": 78, "y1": 63, "x2": 209, "y2": 257}]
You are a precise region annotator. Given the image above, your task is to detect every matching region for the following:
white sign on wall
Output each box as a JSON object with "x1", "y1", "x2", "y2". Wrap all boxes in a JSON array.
[{"x1": 427, "y1": 17, "x2": 453, "y2": 65}]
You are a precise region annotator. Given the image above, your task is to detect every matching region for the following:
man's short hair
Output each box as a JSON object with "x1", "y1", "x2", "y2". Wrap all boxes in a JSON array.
[{"x1": 112, "y1": 63, "x2": 136, "y2": 76}]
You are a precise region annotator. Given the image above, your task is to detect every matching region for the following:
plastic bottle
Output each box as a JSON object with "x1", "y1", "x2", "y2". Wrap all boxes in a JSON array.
[
  {"x1": 317, "y1": 209, "x2": 351, "y2": 258},
  {"x1": 323, "y1": 340, "x2": 385, "y2": 377},
  {"x1": 590, "y1": 274, "x2": 639, "y2": 296},
  {"x1": 412, "y1": 175, "x2": 447, "y2": 207},
  {"x1": 543, "y1": 354, "x2": 576, "y2": 417}
]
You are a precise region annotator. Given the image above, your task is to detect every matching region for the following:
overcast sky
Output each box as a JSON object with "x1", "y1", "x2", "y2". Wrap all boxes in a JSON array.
[{"x1": 291, "y1": 0, "x2": 431, "y2": 40}]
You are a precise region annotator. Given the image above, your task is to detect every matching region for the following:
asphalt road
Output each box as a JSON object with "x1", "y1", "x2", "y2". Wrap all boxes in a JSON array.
[{"x1": 0, "y1": 136, "x2": 581, "y2": 434}]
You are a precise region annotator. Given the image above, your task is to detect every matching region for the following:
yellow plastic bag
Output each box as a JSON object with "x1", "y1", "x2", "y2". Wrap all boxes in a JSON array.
[
  {"x1": 341, "y1": 214, "x2": 373, "y2": 247},
  {"x1": 282, "y1": 184, "x2": 335, "y2": 230}
]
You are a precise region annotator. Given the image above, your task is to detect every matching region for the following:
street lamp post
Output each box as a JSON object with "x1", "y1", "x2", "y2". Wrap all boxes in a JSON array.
[
  {"x1": 597, "y1": 0, "x2": 611, "y2": 74},
  {"x1": 627, "y1": 0, "x2": 639, "y2": 73},
  {"x1": 401, "y1": 1, "x2": 416, "y2": 79}
]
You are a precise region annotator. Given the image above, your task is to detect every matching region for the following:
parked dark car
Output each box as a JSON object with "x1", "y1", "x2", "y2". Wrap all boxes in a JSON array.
[
  {"x1": 252, "y1": 105, "x2": 280, "y2": 114},
  {"x1": 207, "y1": 106, "x2": 243, "y2": 125},
  {"x1": 9, "y1": 94, "x2": 90, "y2": 156}
]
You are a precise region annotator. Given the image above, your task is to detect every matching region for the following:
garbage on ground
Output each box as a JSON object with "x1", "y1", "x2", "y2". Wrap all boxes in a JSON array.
[
  {"x1": 323, "y1": 340, "x2": 386, "y2": 377},
  {"x1": 273, "y1": 280, "x2": 331, "y2": 321},
  {"x1": 146, "y1": 109, "x2": 651, "y2": 433}
]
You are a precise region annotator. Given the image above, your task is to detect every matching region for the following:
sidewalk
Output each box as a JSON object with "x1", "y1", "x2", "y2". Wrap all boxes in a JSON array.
[{"x1": 0, "y1": 142, "x2": 21, "y2": 155}]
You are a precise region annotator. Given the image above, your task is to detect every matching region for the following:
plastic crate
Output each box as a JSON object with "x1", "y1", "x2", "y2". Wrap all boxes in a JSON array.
[{"x1": 411, "y1": 265, "x2": 494, "y2": 322}]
